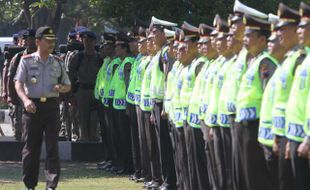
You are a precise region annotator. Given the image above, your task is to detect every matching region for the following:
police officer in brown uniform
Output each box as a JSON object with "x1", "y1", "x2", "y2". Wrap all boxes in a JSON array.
[{"x1": 14, "y1": 26, "x2": 71, "y2": 190}]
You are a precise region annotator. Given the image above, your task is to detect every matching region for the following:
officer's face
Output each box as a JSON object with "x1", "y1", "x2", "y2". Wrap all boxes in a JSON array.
[
  {"x1": 115, "y1": 44, "x2": 125, "y2": 57},
  {"x1": 216, "y1": 36, "x2": 227, "y2": 54},
  {"x1": 129, "y1": 40, "x2": 138, "y2": 53},
  {"x1": 138, "y1": 40, "x2": 147, "y2": 54},
  {"x1": 177, "y1": 45, "x2": 187, "y2": 62},
  {"x1": 243, "y1": 31, "x2": 264, "y2": 55},
  {"x1": 37, "y1": 38, "x2": 55, "y2": 54},
  {"x1": 201, "y1": 41, "x2": 213, "y2": 57},
  {"x1": 210, "y1": 36, "x2": 217, "y2": 49},
  {"x1": 82, "y1": 36, "x2": 96, "y2": 49},
  {"x1": 152, "y1": 28, "x2": 165, "y2": 46},
  {"x1": 297, "y1": 24, "x2": 310, "y2": 46},
  {"x1": 232, "y1": 20, "x2": 245, "y2": 41},
  {"x1": 276, "y1": 25, "x2": 297, "y2": 48}
]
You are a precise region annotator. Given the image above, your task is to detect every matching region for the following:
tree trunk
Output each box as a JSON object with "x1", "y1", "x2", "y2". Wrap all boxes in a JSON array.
[{"x1": 22, "y1": 0, "x2": 31, "y2": 28}]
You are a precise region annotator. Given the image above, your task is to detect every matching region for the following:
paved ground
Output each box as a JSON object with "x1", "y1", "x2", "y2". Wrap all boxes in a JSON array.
[{"x1": 0, "y1": 123, "x2": 13, "y2": 137}]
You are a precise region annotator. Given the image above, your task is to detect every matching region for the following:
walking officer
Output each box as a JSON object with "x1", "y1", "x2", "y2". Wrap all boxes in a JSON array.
[{"x1": 14, "y1": 26, "x2": 71, "y2": 190}]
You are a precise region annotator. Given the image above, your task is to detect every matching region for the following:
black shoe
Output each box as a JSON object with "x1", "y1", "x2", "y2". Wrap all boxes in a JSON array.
[
  {"x1": 159, "y1": 187, "x2": 176, "y2": 190},
  {"x1": 97, "y1": 160, "x2": 107, "y2": 166},
  {"x1": 25, "y1": 188, "x2": 35, "y2": 190},
  {"x1": 135, "y1": 177, "x2": 145, "y2": 183},
  {"x1": 147, "y1": 182, "x2": 161, "y2": 190},
  {"x1": 142, "y1": 181, "x2": 152, "y2": 188},
  {"x1": 46, "y1": 188, "x2": 55, "y2": 190},
  {"x1": 98, "y1": 163, "x2": 112, "y2": 170}
]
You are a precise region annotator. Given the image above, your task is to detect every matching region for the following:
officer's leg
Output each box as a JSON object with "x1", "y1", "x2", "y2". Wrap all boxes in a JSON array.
[
  {"x1": 201, "y1": 121, "x2": 218, "y2": 190},
  {"x1": 76, "y1": 89, "x2": 90, "y2": 141},
  {"x1": 58, "y1": 101, "x2": 66, "y2": 139},
  {"x1": 153, "y1": 103, "x2": 176, "y2": 188},
  {"x1": 193, "y1": 127, "x2": 211, "y2": 190},
  {"x1": 176, "y1": 127, "x2": 190, "y2": 190},
  {"x1": 44, "y1": 102, "x2": 61, "y2": 189},
  {"x1": 212, "y1": 127, "x2": 226, "y2": 190},
  {"x1": 98, "y1": 105, "x2": 108, "y2": 160},
  {"x1": 277, "y1": 136, "x2": 294, "y2": 190},
  {"x1": 220, "y1": 127, "x2": 233, "y2": 190},
  {"x1": 136, "y1": 106, "x2": 151, "y2": 181},
  {"x1": 22, "y1": 107, "x2": 44, "y2": 189},
  {"x1": 118, "y1": 110, "x2": 132, "y2": 172},
  {"x1": 144, "y1": 111, "x2": 162, "y2": 187},
  {"x1": 289, "y1": 141, "x2": 310, "y2": 190},
  {"x1": 239, "y1": 120, "x2": 272, "y2": 190},
  {"x1": 168, "y1": 123, "x2": 181, "y2": 189},
  {"x1": 15, "y1": 104, "x2": 23, "y2": 141},
  {"x1": 89, "y1": 92, "x2": 99, "y2": 142},
  {"x1": 104, "y1": 104, "x2": 113, "y2": 162},
  {"x1": 262, "y1": 145, "x2": 279, "y2": 190}
]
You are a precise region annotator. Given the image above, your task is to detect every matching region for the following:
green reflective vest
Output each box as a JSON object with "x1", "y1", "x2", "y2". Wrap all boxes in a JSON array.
[
  {"x1": 164, "y1": 60, "x2": 182, "y2": 120},
  {"x1": 236, "y1": 52, "x2": 273, "y2": 122},
  {"x1": 220, "y1": 48, "x2": 248, "y2": 116},
  {"x1": 205, "y1": 56, "x2": 231, "y2": 127},
  {"x1": 102, "y1": 58, "x2": 122, "y2": 107},
  {"x1": 140, "y1": 55, "x2": 157, "y2": 111},
  {"x1": 126, "y1": 54, "x2": 143, "y2": 105},
  {"x1": 258, "y1": 56, "x2": 280, "y2": 147},
  {"x1": 134, "y1": 56, "x2": 152, "y2": 105},
  {"x1": 94, "y1": 57, "x2": 111, "y2": 100},
  {"x1": 180, "y1": 57, "x2": 205, "y2": 121},
  {"x1": 112, "y1": 57, "x2": 135, "y2": 110},
  {"x1": 285, "y1": 53, "x2": 310, "y2": 142},
  {"x1": 187, "y1": 57, "x2": 210, "y2": 128},
  {"x1": 199, "y1": 57, "x2": 222, "y2": 121},
  {"x1": 170, "y1": 63, "x2": 185, "y2": 127},
  {"x1": 150, "y1": 46, "x2": 168, "y2": 101},
  {"x1": 216, "y1": 55, "x2": 238, "y2": 127},
  {"x1": 271, "y1": 48, "x2": 301, "y2": 136}
]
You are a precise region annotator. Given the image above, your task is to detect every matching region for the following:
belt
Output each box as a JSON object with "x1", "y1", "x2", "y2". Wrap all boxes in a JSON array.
[
  {"x1": 30, "y1": 97, "x2": 58, "y2": 103},
  {"x1": 80, "y1": 83, "x2": 95, "y2": 89}
]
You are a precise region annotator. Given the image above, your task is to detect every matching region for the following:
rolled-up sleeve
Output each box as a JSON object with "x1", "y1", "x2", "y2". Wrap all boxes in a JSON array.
[{"x1": 14, "y1": 58, "x2": 27, "y2": 83}]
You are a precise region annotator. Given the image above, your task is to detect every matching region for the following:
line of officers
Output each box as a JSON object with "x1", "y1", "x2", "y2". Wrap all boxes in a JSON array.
[{"x1": 94, "y1": 1, "x2": 310, "y2": 190}]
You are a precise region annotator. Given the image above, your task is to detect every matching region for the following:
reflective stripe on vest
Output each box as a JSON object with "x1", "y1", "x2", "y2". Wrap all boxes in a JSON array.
[{"x1": 272, "y1": 49, "x2": 301, "y2": 136}]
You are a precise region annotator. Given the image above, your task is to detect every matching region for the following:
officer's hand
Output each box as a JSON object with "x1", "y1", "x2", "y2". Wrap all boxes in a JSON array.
[
  {"x1": 24, "y1": 99, "x2": 36, "y2": 113},
  {"x1": 297, "y1": 141, "x2": 310, "y2": 158},
  {"x1": 272, "y1": 138, "x2": 280, "y2": 156},
  {"x1": 285, "y1": 141, "x2": 290, "y2": 160},
  {"x1": 150, "y1": 114, "x2": 155, "y2": 124},
  {"x1": 161, "y1": 110, "x2": 168, "y2": 119},
  {"x1": 53, "y1": 84, "x2": 63, "y2": 93}
]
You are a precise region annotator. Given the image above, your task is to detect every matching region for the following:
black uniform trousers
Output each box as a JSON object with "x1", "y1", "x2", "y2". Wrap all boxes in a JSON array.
[
  {"x1": 261, "y1": 145, "x2": 279, "y2": 190},
  {"x1": 22, "y1": 98, "x2": 60, "y2": 189},
  {"x1": 289, "y1": 140, "x2": 310, "y2": 190},
  {"x1": 115, "y1": 109, "x2": 132, "y2": 170},
  {"x1": 201, "y1": 121, "x2": 218, "y2": 190},
  {"x1": 234, "y1": 119, "x2": 272, "y2": 190},
  {"x1": 107, "y1": 99, "x2": 119, "y2": 166},
  {"x1": 143, "y1": 111, "x2": 162, "y2": 185},
  {"x1": 171, "y1": 125, "x2": 190, "y2": 190},
  {"x1": 220, "y1": 127, "x2": 233, "y2": 190},
  {"x1": 277, "y1": 136, "x2": 294, "y2": 190},
  {"x1": 168, "y1": 122, "x2": 180, "y2": 189},
  {"x1": 136, "y1": 106, "x2": 152, "y2": 180},
  {"x1": 153, "y1": 102, "x2": 176, "y2": 188},
  {"x1": 228, "y1": 115, "x2": 245, "y2": 190},
  {"x1": 191, "y1": 126, "x2": 211, "y2": 190},
  {"x1": 127, "y1": 103, "x2": 141, "y2": 177},
  {"x1": 98, "y1": 104, "x2": 108, "y2": 160}
]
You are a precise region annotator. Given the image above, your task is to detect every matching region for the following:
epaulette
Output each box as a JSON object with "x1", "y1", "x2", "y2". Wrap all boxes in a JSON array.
[{"x1": 21, "y1": 54, "x2": 33, "y2": 59}]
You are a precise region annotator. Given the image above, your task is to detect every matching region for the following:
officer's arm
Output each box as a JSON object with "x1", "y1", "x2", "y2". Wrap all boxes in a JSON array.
[
  {"x1": 14, "y1": 59, "x2": 29, "y2": 103},
  {"x1": 259, "y1": 58, "x2": 277, "y2": 90},
  {"x1": 58, "y1": 61, "x2": 71, "y2": 93},
  {"x1": 68, "y1": 53, "x2": 78, "y2": 84},
  {"x1": 124, "y1": 62, "x2": 132, "y2": 91}
]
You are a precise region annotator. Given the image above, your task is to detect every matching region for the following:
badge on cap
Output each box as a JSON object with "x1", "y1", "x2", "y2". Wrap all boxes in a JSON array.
[
  {"x1": 31, "y1": 76, "x2": 37, "y2": 84},
  {"x1": 49, "y1": 29, "x2": 53, "y2": 34}
]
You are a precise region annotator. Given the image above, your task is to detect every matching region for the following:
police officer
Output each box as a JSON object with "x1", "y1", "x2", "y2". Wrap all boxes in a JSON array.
[
  {"x1": 14, "y1": 26, "x2": 71, "y2": 190},
  {"x1": 68, "y1": 30, "x2": 101, "y2": 141},
  {"x1": 7, "y1": 29, "x2": 37, "y2": 141}
]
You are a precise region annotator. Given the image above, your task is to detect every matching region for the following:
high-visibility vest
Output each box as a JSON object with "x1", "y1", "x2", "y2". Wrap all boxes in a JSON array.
[
  {"x1": 150, "y1": 46, "x2": 169, "y2": 101},
  {"x1": 236, "y1": 52, "x2": 275, "y2": 122},
  {"x1": 258, "y1": 56, "x2": 280, "y2": 147},
  {"x1": 187, "y1": 57, "x2": 210, "y2": 128},
  {"x1": 111, "y1": 57, "x2": 135, "y2": 110},
  {"x1": 199, "y1": 57, "x2": 223, "y2": 121},
  {"x1": 164, "y1": 60, "x2": 182, "y2": 119},
  {"x1": 180, "y1": 57, "x2": 205, "y2": 121},
  {"x1": 220, "y1": 48, "x2": 248, "y2": 115},
  {"x1": 285, "y1": 53, "x2": 310, "y2": 142},
  {"x1": 126, "y1": 54, "x2": 143, "y2": 105},
  {"x1": 94, "y1": 57, "x2": 111, "y2": 100},
  {"x1": 216, "y1": 55, "x2": 238, "y2": 127},
  {"x1": 134, "y1": 56, "x2": 152, "y2": 105},
  {"x1": 271, "y1": 49, "x2": 301, "y2": 136},
  {"x1": 102, "y1": 58, "x2": 122, "y2": 107},
  {"x1": 140, "y1": 54, "x2": 158, "y2": 111}
]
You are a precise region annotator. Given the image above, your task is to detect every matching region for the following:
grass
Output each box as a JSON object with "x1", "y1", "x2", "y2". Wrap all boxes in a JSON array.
[{"x1": 0, "y1": 161, "x2": 142, "y2": 190}]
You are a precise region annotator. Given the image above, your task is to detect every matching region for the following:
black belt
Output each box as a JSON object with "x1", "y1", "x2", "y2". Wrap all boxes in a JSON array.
[
  {"x1": 30, "y1": 97, "x2": 58, "y2": 103},
  {"x1": 80, "y1": 83, "x2": 95, "y2": 89}
]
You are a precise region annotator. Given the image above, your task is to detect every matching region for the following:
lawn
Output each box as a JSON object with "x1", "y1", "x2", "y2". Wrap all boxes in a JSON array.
[{"x1": 0, "y1": 161, "x2": 142, "y2": 190}]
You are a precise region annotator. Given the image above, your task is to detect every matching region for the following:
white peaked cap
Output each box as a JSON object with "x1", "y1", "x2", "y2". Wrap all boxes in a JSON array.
[
  {"x1": 234, "y1": 0, "x2": 268, "y2": 19},
  {"x1": 150, "y1": 16, "x2": 178, "y2": 27},
  {"x1": 164, "y1": 29, "x2": 175, "y2": 38}
]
